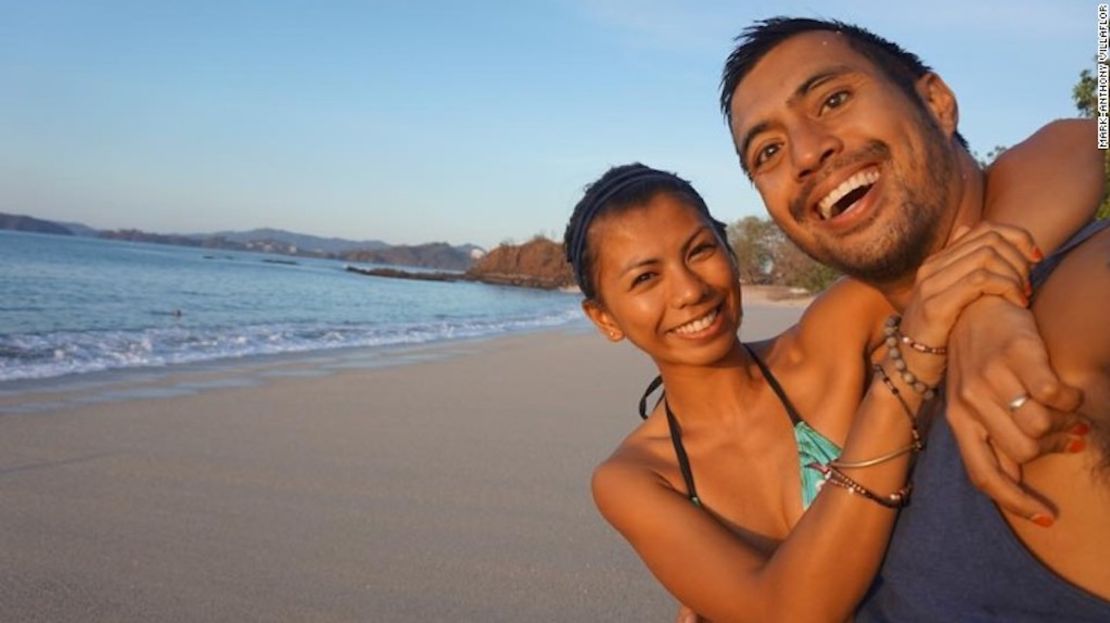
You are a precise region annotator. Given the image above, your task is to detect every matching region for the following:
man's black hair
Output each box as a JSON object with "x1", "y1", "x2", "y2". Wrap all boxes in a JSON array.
[{"x1": 719, "y1": 17, "x2": 968, "y2": 148}]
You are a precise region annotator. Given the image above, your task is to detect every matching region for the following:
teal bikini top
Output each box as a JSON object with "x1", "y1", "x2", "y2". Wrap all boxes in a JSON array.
[{"x1": 638, "y1": 343, "x2": 841, "y2": 510}]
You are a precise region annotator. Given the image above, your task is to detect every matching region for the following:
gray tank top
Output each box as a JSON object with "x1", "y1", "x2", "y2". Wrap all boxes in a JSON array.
[{"x1": 857, "y1": 220, "x2": 1110, "y2": 622}]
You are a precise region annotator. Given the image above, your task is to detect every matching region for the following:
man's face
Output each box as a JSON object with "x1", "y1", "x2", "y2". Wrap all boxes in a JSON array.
[{"x1": 728, "y1": 31, "x2": 958, "y2": 284}]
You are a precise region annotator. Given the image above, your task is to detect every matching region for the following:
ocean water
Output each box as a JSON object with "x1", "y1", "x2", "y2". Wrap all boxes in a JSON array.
[{"x1": 0, "y1": 231, "x2": 585, "y2": 382}]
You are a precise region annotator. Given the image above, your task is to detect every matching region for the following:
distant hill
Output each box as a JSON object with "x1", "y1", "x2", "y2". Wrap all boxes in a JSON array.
[
  {"x1": 465, "y1": 237, "x2": 574, "y2": 289},
  {"x1": 342, "y1": 242, "x2": 474, "y2": 271},
  {"x1": 201, "y1": 228, "x2": 389, "y2": 254},
  {"x1": 56, "y1": 221, "x2": 100, "y2": 237},
  {"x1": 0, "y1": 213, "x2": 74, "y2": 236},
  {"x1": 1, "y1": 213, "x2": 483, "y2": 270}
]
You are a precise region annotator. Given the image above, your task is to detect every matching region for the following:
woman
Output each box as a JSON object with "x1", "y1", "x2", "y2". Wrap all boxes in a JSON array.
[{"x1": 568, "y1": 121, "x2": 1100, "y2": 622}]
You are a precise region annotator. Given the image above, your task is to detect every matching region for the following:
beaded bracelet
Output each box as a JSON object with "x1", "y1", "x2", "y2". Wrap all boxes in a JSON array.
[
  {"x1": 810, "y1": 462, "x2": 912, "y2": 509},
  {"x1": 881, "y1": 319, "x2": 941, "y2": 400},
  {"x1": 884, "y1": 314, "x2": 946, "y2": 355}
]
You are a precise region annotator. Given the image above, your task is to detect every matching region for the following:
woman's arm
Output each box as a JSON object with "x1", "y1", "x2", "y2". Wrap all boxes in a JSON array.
[
  {"x1": 984, "y1": 118, "x2": 1102, "y2": 250},
  {"x1": 945, "y1": 118, "x2": 1102, "y2": 522},
  {"x1": 594, "y1": 226, "x2": 1036, "y2": 623}
]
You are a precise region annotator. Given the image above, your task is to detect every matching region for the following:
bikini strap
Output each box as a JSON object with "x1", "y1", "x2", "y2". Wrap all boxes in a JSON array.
[
  {"x1": 637, "y1": 375, "x2": 701, "y2": 507},
  {"x1": 743, "y1": 343, "x2": 805, "y2": 427},
  {"x1": 638, "y1": 375, "x2": 664, "y2": 420},
  {"x1": 665, "y1": 399, "x2": 702, "y2": 508}
]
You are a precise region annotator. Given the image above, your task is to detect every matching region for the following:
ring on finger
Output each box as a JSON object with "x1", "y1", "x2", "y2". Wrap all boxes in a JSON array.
[{"x1": 1008, "y1": 394, "x2": 1030, "y2": 412}]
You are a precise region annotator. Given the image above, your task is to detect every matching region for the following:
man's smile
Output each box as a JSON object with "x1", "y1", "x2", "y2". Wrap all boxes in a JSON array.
[{"x1": 816, "y1": 165, "x2": 881, "y2": 221}]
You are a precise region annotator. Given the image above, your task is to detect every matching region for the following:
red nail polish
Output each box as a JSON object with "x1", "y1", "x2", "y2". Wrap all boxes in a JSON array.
[
  {"x1": 1067, "y1": 438, "x2": 1086, "y2": 453},
  {"x1": 1032, "y1": 247, "x2": 1044, "y2": 262},
  {"x1": 1071, "y1": 422, "x2": 1091, "y2": 437},
  {"x1": 1024, "y1": 282, "x2": 1033, "y2": 297},
  {"x1": 1031, "y1": 514, "x2": 1054, "y2": 528}
]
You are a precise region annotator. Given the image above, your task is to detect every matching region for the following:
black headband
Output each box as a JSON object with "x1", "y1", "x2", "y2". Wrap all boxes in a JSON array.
[{"x1": 566, "y1": 166, "x2": 688, "y2": 292}]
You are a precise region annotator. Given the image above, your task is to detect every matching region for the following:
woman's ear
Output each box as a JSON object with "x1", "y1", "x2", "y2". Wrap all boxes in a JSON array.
[
  {"x1": 915, "y1": 72, "x2": 959, "y2": 138},
  {"x1": 582, "y1": 299, "x2": 625, "y2": 342}
]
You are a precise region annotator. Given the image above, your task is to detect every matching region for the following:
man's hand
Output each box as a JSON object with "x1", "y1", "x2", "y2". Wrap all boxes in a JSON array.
[{"x1": 945, "y1": 296, "x2": 1086, "y2": 524}]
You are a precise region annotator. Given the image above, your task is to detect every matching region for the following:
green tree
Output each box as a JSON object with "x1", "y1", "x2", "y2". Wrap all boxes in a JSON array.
[
  {"x1": 727, "y1": 215, "x2": 840, "y2": 293},
  {"x1": 1074, "y1": 68, "x2": 1098, "y2": 118},
  {"x1": 727, "y1": 216, "x2": 776, "y2": 284},
  {"x1": 973, "y1": 145, "x2": 1009, "y2": 168},
  {"x1": 1073, "y1": 63, "x2": 1110, "y2": 219}
]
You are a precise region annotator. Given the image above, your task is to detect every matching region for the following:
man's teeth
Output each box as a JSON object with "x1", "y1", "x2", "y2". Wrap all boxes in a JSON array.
[
  {"x1": 817, "y1": 168, "x2": 880, "y2": 220},
  {"x1": 673, "y1": 308, "x2": 718, "y2": 335}
]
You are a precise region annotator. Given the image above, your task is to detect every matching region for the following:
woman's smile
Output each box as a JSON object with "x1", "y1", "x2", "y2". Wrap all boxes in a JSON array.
[{"x1": 668, "y1": 302, "x2": 726, "y2": 340}]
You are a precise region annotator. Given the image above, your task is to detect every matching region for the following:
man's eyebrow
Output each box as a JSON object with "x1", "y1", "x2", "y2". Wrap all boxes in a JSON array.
[
  {"x1": 791, "y1": 65, "x2": 855, "y2": 104},
  {"x1": 736, "y1": 65, "x2": 856, "y2": 168}
]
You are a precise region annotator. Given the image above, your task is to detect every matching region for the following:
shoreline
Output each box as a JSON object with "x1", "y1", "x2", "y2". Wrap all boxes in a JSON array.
[{"x1": 0, "y1": 289, "x2": 811, "y2": 409}]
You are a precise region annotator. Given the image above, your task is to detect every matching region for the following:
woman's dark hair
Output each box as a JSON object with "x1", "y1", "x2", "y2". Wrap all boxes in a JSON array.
[{"x1": 563, "y1": 163, "x2": 732, "y2": 300}]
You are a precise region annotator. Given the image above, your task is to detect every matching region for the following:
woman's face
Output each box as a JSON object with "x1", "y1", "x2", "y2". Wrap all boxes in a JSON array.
[{"x1": 584, "y1": 192, "x2": 743, "y2": 368}]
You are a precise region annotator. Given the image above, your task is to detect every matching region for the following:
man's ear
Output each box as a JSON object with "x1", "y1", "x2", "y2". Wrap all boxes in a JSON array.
[
  {"x1": 582, "y1": 299, "x2": 625, "y2": 342},
  {"x1": 915, "y1": 72, "x2": 959, "y2": 138}
]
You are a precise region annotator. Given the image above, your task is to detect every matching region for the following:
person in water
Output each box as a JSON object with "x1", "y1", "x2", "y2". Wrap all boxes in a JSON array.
[{"x1": 569, "y1": 26, "x2": 1102, "y2": 618}]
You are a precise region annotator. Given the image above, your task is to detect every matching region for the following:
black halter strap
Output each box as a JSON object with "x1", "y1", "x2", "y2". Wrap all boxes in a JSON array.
[
  {"x1": 743, "y1": 343, "x2": 804, "y2": 426},
  {"x1": 664, "y1": 398, "x2": 702, "y2": 507},
  {"x1": 636, "y1": 343, "x2": 805, "y2": 508},
  {"x1": 638, "y1": 375, "x2": 701, "y2": 507}
]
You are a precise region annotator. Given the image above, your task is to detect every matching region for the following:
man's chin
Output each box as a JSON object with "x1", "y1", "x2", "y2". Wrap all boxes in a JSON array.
[{"x1": 820, "y1": 237, "x2": 930, "y2": 284}]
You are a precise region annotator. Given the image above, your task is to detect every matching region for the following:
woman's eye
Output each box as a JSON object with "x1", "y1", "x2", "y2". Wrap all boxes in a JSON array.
[{"x1": 821, "y1": 90, "x2": 850, "y2": 113}]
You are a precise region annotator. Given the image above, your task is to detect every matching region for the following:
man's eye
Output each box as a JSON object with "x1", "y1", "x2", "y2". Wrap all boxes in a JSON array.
[
  {"x1": 691, "y1": 242, "x2": 717, "y2": 258},
  {"x1": 821, "y1": 90, "x2": 850, "y2": 113},
  {"x1": 753, "y1": 143, "x2": 780, "y2": 167},
  {"x1": 631, "y1": 272, "x2": 655, "y2": 288}
]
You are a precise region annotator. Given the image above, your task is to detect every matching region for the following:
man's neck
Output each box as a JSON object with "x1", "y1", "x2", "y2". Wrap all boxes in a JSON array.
[{"x1": 883, "y1": 148, "x2": 986, "y2": 311}]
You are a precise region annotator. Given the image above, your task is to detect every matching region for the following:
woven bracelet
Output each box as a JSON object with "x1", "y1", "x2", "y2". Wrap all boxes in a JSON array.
[
  {"x1": 811, "y1": 462, "x2": 912, "y2": 509},
  {"x1": 884, "y1": 314, "x2": 946, "y2": 355}
]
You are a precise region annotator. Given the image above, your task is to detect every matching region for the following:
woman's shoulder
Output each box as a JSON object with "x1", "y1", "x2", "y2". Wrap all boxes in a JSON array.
[{"x1": 591, "y1": 413, "x2": 684, "y2": 519}]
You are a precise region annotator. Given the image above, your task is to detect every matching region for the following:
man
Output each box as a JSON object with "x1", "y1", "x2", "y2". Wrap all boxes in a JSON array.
[{"x1": 719, "y1": 17, "x2": 1109, "y2": 620}]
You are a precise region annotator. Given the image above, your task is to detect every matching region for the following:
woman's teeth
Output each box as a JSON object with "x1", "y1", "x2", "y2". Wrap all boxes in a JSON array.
[
  {"x1": 673, "y1": 308, "x2": 718, "y2": 335},
  {"x1": 818, "y1": 167, "x2": 880, "y2": 220}
]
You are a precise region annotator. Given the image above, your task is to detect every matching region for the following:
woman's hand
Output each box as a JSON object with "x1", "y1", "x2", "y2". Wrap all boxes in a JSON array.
[
  {"x1": 897, "y1": 222, "x2": 1038, "y2": 384},
  {"x1": 904, "y1": 222, "x2": 1087, "y2": 524},
  {"x1": 945, "y1": 289, "x2": 1085, "y2": 526}
]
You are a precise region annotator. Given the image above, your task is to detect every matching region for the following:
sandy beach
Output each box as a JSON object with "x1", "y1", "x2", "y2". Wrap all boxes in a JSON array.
[{"x1": 0, "y1": 302, "x2": 804, "y2": 622}]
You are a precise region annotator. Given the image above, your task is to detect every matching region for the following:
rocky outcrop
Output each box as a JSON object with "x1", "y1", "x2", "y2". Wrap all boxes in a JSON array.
[
  {"x1": 465, "y1": 237, "x2": 574, "y2": 289},
  {"x1": 347, "y1": 265, "x2": 477, "y2": 285}
]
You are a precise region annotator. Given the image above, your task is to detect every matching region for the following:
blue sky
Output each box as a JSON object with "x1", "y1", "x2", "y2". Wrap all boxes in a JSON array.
[{"x1": 0, "y1": 1, "x2": 1096, "y2": 248}]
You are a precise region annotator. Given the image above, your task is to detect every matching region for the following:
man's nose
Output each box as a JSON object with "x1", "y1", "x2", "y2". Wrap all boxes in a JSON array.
[{"x1": 790, "y1": 121, "x2": 841, "y2": 182}]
